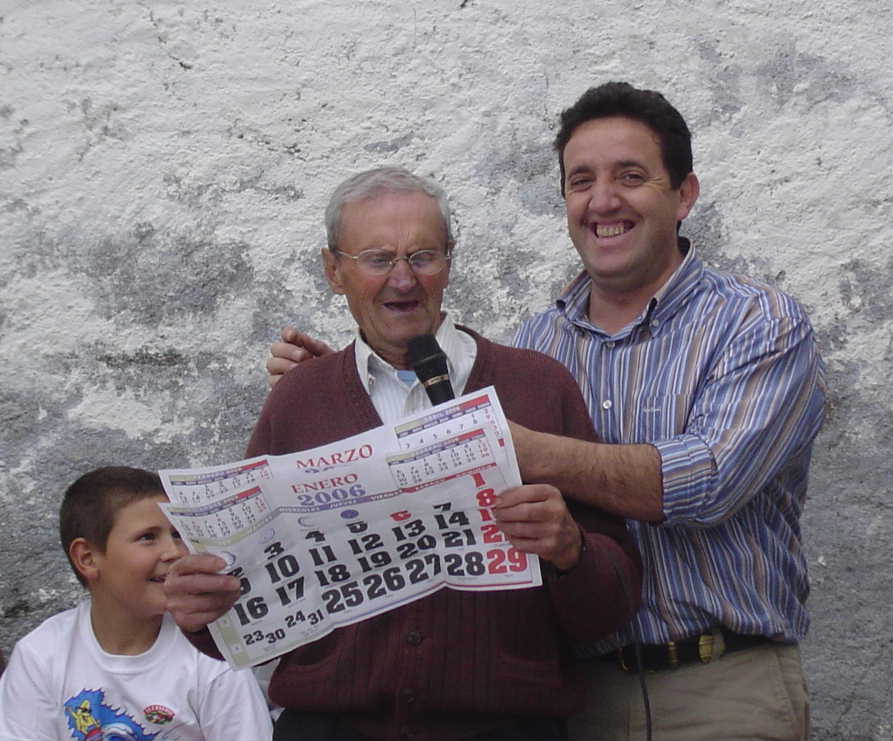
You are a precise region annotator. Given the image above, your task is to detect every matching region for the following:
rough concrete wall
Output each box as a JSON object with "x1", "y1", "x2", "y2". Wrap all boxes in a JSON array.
[{"x1": 1, "y1": 1, "x2": 890, "y2": 737}]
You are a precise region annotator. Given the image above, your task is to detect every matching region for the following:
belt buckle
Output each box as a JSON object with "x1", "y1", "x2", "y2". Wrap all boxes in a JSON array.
[
  {"x1": 697, "y1": 628, "x2": 725, "y2": 663},
  {"x1": 697, "y1": 633, "x2": 714, "y2": 663},
  {"x1": 666, "y1": 640, "x2": 679, "y2": 669}
]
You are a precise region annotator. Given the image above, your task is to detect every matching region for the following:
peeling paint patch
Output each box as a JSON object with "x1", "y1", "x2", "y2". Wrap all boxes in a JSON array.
[
  {"x1": 837, "y1": 257, "x2": 893, "y2": 323},
  {"x1": 2, "y1": 600, "x2": 31, "y2": 618},
  {"x1": 97, "y1": 347, "x2": 185, "y2": 369},
  {"x1": 364, "y1": 131, "x2": 414, "y2": 154},
  {"x1": 65, "y1": 386, "x2": 166, "y2": 439}
]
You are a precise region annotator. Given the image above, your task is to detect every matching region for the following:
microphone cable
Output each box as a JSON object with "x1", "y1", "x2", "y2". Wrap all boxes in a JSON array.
[{"x1": 603, "y1": 547, "x2": 653, "y2": 741}]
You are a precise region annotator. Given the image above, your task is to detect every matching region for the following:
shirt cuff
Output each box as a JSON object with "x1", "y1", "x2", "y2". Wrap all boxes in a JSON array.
[{"x1": 652, "y1": 434, "x2": 718, "y2": 525}]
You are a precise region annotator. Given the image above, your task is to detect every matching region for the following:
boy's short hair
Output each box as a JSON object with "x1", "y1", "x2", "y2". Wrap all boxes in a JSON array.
[{"x1": 60, "y1": 466, "x2": 165, "y2": 586}]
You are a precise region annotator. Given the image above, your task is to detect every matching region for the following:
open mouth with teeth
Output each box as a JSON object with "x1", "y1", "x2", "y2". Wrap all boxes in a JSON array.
[
  {"x1": 383, "y1": 299, "x2": 422, "y2": 313},
  {"x1": 592, "y1": 221, "x2": 634, "y2": 238}
]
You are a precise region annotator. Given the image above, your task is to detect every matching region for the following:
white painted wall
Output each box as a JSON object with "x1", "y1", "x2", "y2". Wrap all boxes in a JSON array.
[{"x1": 1, "y1": 2, "x2": 891, "y2": 737}]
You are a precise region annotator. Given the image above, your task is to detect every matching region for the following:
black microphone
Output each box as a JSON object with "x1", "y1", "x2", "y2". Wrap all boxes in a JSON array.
[{"x1": 408, "y1": 334, "x2": 455, "y2": 405}]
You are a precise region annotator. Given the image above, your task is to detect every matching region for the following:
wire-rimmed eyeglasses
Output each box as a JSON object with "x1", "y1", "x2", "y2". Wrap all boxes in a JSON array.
[{"x1": 334, "y1": 248, "x2": 451, "y2": 276}]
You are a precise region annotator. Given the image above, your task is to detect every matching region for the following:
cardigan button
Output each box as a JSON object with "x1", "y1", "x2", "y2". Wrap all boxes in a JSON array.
[{"x1": 406, "y1": 630, "x2": 423, "y2": 646}]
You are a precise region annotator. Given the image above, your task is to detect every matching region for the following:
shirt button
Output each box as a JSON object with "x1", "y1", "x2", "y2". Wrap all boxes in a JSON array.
[
  {"x1": 650, "y1": 319, "x2": 660, "y2": 329},
  {"x1": 605, "y1": 340, "x2": 615, "y2": 349},
  {"x1": 602, "y1": 400, "x2": 613, "y2": 410},
  {"x1": 406, "y1": 630, "x2": 423, "y2": 646}
]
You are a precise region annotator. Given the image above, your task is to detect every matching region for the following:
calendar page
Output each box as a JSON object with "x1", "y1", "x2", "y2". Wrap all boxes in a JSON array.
[{"x1": 159, "y1": 386, "x2": 538, "y2": 669}]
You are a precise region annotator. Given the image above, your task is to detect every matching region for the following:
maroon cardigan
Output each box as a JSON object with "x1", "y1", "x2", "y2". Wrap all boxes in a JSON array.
[{"x1": 191, "y1": 328, "x2": 641, "y2": 740}]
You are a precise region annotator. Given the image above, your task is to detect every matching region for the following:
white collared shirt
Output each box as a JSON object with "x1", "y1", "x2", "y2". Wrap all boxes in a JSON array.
[{"x1": 353, "y1": 316, "x2": 477, "y2": 424}]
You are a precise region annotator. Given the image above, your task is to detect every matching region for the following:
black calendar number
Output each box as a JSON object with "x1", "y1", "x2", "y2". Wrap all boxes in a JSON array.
[
  {"x1": 348, "y1": 533, "x2": 384, "y2": 554},
  {"x1": 321, "y1": 588, "x2": 345, "y2": 614},
  {"x1": 357, "y1": 551, "x2": 392, "y2": 572},
  {"x1": 396, "y1": 534, "x2": 436, "y2": 559},
  {"x1": 321, "y1": 580, "x2": 362, "y2": 614},
  {"x1": 284, "y1": 607, "x2": 324, "y2": 627},
  {"x1": 444, "y1": 551, "x2": 486, "y2": 577},
  {"x1": 315, "y1": 564, "x2": 350, "y2": 586},
  {"x1": 391, "y1": 518, "x2": 426, "y2": 541},
  {"x1": 227, "y1": 567, "x2": 252, "y2": 596},
  {"x1": 264, "y1": 541, "x2": 285, "y2": 559},
  {"x1": 363, "y1": 572, "x2": 387, "y2": 599},
  {"x1": 232, "y1": 596, "x2": 269, "y2": 626},
  {"x1": 444, "y1": 553, "x2": 464, "y2": 576},
  {"x1": 264, "y1": 554, "x2": 301, "y2": 583},
  {"x1": 434, "y1": 511, "x2": 470, "y2": 529},
  {"x1": 406, "y1": 555, "x2": 440, "y2": 584},
  {"x1": 443, "y1": 529, "x2": 477, "y2": 547}
]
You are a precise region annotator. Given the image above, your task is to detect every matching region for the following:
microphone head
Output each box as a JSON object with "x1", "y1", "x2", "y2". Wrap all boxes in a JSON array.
[{"x1": 407, "y1": 334, "x2": 448, "y2": 382}]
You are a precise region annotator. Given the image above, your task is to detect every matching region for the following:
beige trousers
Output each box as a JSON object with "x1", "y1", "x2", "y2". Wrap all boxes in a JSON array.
[{"x1": 568, "y1": 643, "x2": 810, "y2": 741}]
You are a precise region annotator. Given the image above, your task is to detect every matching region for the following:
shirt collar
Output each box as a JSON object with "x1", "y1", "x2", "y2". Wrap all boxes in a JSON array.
[
  {"x1": 557, "y1": 238, "x2": 704, "y2": 337},
  {"x1": 353, "y1": 315, "x2": 476, "y2": 395}
]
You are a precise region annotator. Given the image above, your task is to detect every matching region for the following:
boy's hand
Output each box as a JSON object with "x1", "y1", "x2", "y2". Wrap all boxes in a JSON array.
[
  {"x1": 267, "y1": 326, "x2": 334, "y2": 387},
  {"x1": 492, "y1": 484, "x2": 583, "y2": 572},
  {"x1": 164, "y1": 554, "x2": 241, "y2": 632}
]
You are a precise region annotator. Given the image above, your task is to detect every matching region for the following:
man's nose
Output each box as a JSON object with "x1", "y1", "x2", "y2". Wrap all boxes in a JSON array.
[
  {"x1": 387, "y1": 257, "x2": 418, "y2": 290},
  {"x1": 589, "y1": 178, "x2": 621, "y2": 213}
]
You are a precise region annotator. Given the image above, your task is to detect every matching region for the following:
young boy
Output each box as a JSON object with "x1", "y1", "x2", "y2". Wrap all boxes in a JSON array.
[{"x1": 0, "y1": 466, "x2": 273, "y2": 741}]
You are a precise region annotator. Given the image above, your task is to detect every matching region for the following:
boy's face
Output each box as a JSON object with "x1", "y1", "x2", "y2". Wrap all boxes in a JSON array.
[{"x1": 90, "y1": 494, "x2": 188, "y2": 620}]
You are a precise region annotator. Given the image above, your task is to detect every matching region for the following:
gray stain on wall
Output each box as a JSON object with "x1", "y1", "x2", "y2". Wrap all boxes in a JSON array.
[{"x1": 76, "y1": 232, "x2": 255, "y2": 324}]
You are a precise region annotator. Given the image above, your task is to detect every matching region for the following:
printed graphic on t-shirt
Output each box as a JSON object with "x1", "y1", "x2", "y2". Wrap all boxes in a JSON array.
[
  {"x1": 144, "y1": 704, "x2": 175, "y2": 725},
  {"x1": 64, "y1": 688, "x2": 159, "y2": 741}
]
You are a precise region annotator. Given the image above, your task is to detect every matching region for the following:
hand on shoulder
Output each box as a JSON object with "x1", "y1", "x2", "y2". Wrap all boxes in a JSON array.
[{"x1": 267, "y1": 326, "x2": 335, "y2": 387}]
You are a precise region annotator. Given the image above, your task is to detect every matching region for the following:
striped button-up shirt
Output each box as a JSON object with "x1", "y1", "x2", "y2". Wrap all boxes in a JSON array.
[{"x1": 514, "y1": 241, "x2": 826, "y2": 651}]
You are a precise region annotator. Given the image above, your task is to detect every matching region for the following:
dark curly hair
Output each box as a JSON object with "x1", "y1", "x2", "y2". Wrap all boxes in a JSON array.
[{"x1": 554, "y1": 81, "x2": 693, "y2": 195}]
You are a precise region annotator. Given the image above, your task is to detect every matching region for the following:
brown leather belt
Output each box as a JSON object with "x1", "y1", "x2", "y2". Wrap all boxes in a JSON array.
[{"x1": 603, "y1": 630, "x2": 773, "y2": 672}]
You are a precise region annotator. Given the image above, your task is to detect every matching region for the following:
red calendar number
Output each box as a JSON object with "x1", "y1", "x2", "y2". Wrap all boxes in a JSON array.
[
  {"x1": 476, "y1": 488, "x2": 496, "y2": 507},
  {"x1": 487, "y1": 547, "x2": 528, "y2": 574}
]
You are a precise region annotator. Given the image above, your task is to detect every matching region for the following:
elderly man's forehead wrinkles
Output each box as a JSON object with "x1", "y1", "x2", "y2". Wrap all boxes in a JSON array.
[{"x1": 342, "y1": 210, "x2": 446, "y2": 254}]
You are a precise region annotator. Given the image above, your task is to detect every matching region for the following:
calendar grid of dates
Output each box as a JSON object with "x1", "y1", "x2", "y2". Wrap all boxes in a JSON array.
[{"x1": 160, "y1": 387, "x2": 535, "y2": 669}]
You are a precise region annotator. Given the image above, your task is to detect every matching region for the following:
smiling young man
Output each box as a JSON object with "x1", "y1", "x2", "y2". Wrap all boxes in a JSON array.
[
  {"x1": 165, "y1": 167, "x2": 642, "y2": 741},
  {"x1": 509, "y1": 83, "x2": 826, "y2": 741},
  {"x1": 264, "y1": 85, "x2": 826, "y2": 741}
]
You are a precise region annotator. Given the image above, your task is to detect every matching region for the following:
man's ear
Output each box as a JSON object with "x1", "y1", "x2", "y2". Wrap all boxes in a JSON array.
[
  {"x1": 676, "y1": 172, "x2": 700, "y2": 221},
  {"x1": 69, "y1": 538, "x2": 101, "y2": 584},
  {"x1": 322, "y1": 248, "x2": 346, "y2": 295}
]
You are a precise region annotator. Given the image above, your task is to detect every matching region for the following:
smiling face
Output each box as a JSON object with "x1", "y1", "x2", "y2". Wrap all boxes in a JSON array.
[
  {"x1": 80, "y1": 494, "x2": 187, "y2": 622},
  {"x1": 323, "y1": 190, "x2": 451, "y2": 369},
  {"x1": 562, "y1": 116, "x2": 699, "y2": 305}
]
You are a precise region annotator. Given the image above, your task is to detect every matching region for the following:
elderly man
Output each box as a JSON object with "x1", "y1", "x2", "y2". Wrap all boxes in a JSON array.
[
  {"x1": 268, "y1": 85, "x2": 826, "y2": 741},
  {"x1": 166, "y1": 167, "x2": 641, "y2": 741}
]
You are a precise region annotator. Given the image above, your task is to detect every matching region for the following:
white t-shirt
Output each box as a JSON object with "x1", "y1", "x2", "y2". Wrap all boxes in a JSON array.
[{"x1": 0, "y1": 600, "x2": 273, "y2": 741}]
